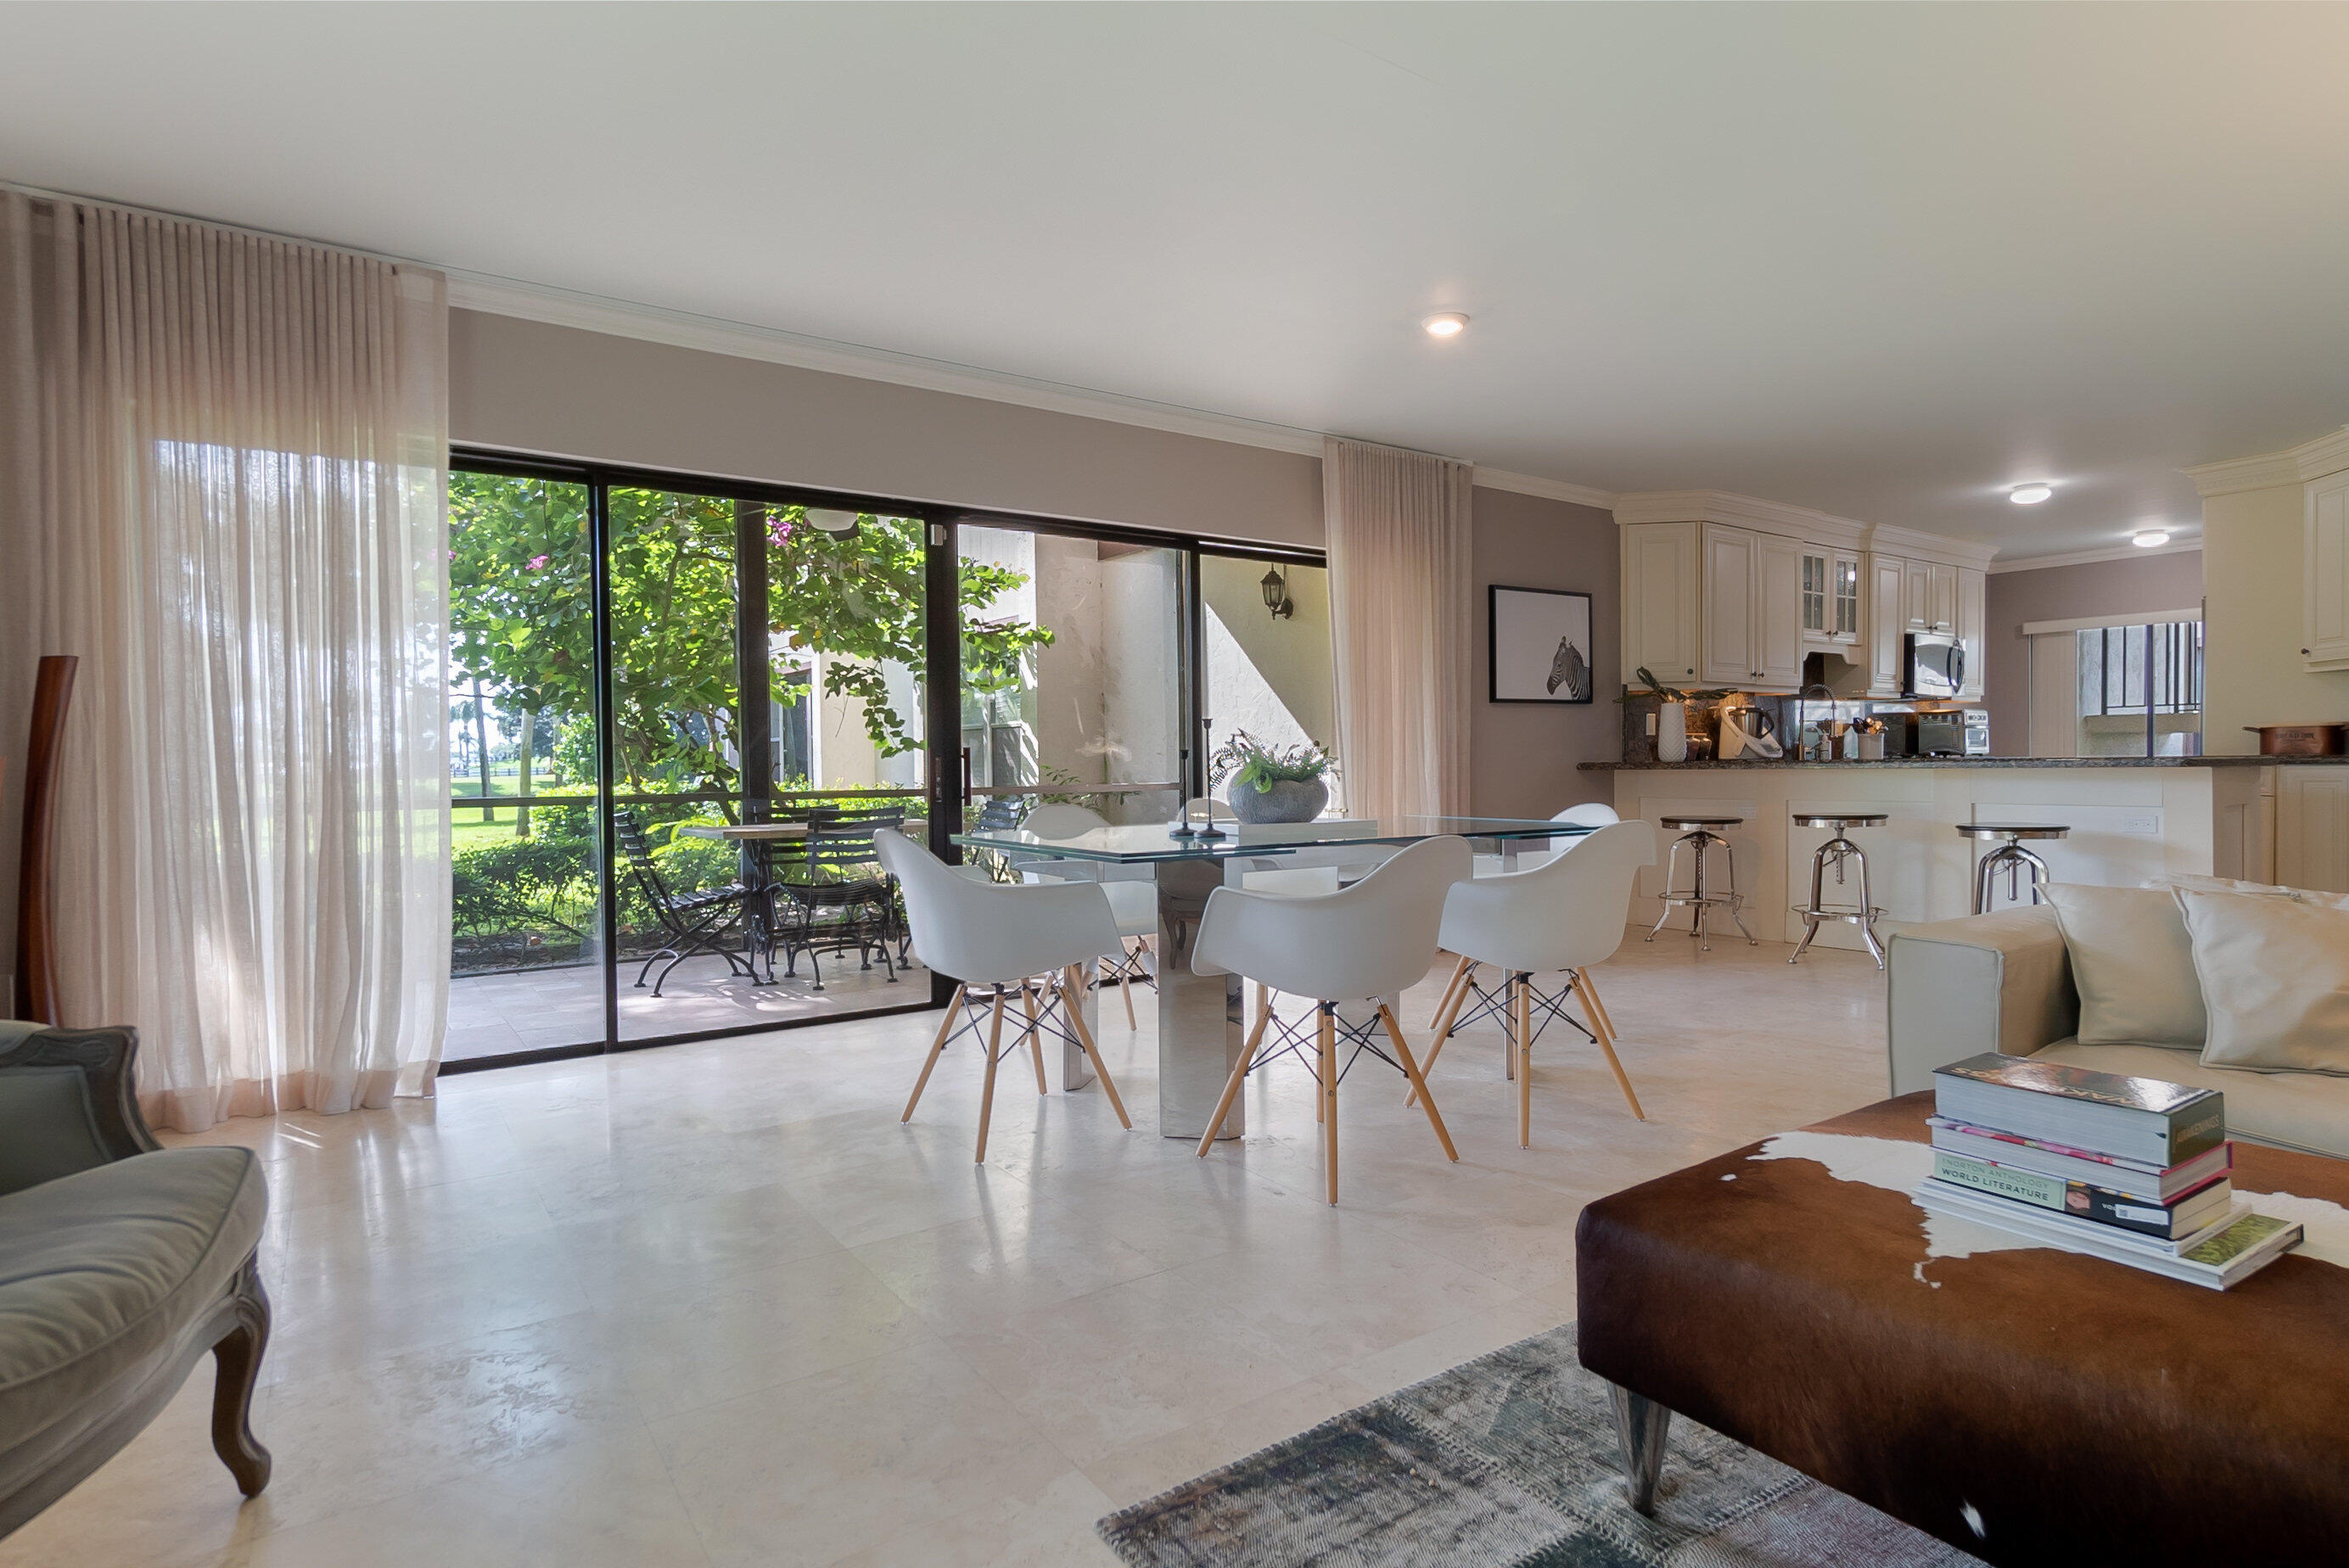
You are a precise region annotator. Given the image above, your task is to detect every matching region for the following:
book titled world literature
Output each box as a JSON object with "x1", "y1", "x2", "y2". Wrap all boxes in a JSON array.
[
  {"x1": 1932, "y1": 1053, "x2": 2224, "y2": 1168},
  {"x1": 1930, "y1": 1151, "x2": 2233, "y2": 1240}
]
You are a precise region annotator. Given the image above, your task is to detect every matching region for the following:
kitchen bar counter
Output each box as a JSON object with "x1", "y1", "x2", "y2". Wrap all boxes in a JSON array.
[
  {"x1": 1602, "y1": 759, "x2": 2301, "y2": 957},
  {"x1": 1583, "y1": 754, "x2": 2349, "y2": 770}
]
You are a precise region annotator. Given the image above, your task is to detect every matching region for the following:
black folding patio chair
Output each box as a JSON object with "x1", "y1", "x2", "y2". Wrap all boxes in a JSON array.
[
  {"x1": 614, "y1": 809, "x2": 761, "y2": 996},
  {"x1": 770, "y1": 807, "x2": 906, "y2": 988}
]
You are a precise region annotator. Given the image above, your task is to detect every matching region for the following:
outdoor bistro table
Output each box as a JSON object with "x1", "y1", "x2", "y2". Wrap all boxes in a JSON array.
[{"x1": 950, "y1": 815, "x2": 1592, "y2": 1139}]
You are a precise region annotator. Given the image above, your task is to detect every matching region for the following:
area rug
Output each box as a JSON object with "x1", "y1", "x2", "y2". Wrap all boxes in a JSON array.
[{"x1": 1096, "y1": 1324, "x2": 1982, "y2": 1567}]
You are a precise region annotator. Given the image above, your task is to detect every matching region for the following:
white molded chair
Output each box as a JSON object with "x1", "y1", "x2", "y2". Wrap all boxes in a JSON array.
[
  {"x1": 1191, "y1": 837, "x2": 1471, "y2": 1205},
  {"x1": 1002, "y1": 804, "x2": 1159, "y2": 1027},
  {"x1": 877, "y1": 829, "x2": 1131, "y2": 1160},
  {"x1": 1421, "y1": 820, "x2": 1656, "y2": 1146}
]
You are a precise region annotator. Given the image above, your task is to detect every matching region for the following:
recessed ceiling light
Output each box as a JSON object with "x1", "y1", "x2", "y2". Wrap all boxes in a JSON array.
[
  {"x1": 2008, "y1": 484, "x2": 2054, "y2": 506},
  {"x1": 2133, "y1": 529, "x2": 2172, "y2": 548},
  {"x1": 1421, "y1": 311, "x2": 1469, "y2": 339}
]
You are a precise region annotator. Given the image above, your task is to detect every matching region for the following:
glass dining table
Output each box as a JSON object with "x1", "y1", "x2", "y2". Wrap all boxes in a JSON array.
[{"x1": 950, "y1": 815, "x2": 1595, "y2": 1140}]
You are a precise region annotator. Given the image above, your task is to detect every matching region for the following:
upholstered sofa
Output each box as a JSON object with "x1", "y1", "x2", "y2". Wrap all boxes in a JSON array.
[
  {"x1": 1886, "y1": 904, "x2": 2349, "y2": 1161},
  {"x1": 0, "y1": 1022, "x2": 271, "y2": 1538}
]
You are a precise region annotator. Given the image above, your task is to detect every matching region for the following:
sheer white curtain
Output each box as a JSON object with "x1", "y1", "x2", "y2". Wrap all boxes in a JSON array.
[
  {"x1": 0, "y1": 192, "x2": 450, "y2": 1131},
  {"x1": 1323, "y1": 436, "x2": 1474, "y2": 819}
]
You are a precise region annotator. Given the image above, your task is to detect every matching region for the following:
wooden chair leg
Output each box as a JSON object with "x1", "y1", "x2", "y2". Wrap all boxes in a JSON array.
[
  {"x1": 1245, "y1": 982, "x2": 1274, "y2": 1055},
  {"x1": 1407, "y1": 960, "x2": 1477, "y2": 1109},
  {"x1": 210, "y1": 1257, "x2": 272, "y2": 1496},
  {"x1": 974, "y1": 988, "x2": 1010, "y2": 1162},
  {"x1": 903, "y1": 983, "x2": 965, "y2": 1122},
  {"x1": 1524, "y1": 974, "x2": 1541, "y2": 1142},
  {"x1": 1020, "y1": 982, "x2": 1049, "y2": 1095},
  {"x1": 1319, "y1": 1003, "x2": 1340, "y2": 1205},
  {"x1": 1119, "y1": 947, "x2": 1138, "y2": 1028},
  {"x1": 1573, "y1": 971, "x2": 1646, "y2": 1121},
  {"x1": 1427, "y1": 953, "x2": 1472, "y2": 1034},
  {"x1": 1380, "y1": 1004, "x2": 1459, "y2": 1163},
  {"x1": 1062, "y1": 966, "x2": 1131, "y2": 1128},
  {"x1": 1196, "y1": 1004, "x2": 1265, "y2": 1156},
  {"x1": 1580, "y1": 966, "x2": 1622, "y2": 1041}
]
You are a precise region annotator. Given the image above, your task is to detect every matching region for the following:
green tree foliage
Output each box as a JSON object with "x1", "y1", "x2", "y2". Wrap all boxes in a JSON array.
[{"x1": 447, "y1": 475, "x2": 1051, "y2": 800}]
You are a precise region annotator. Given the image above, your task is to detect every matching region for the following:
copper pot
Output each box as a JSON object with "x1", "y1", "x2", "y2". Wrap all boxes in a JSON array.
[{"x1": 2244, "y1": 724, "x2": 2348, "y2": 757}]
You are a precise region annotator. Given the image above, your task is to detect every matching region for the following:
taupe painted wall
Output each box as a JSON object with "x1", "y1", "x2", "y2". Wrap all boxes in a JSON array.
[
  {"x1": 1982, "y1": 550, "x2": 2205, "y2": 753},
  {"x1": 450, "y1": 311, "x2": 1627, "y2": 815},
  {"x1": 448, "y1": 311, "x2": 1326, "y2": 547},
  {"x1": 1470, "y1": 488, "x2": 1621, "y2": 817},
  {"x1": 2202, "y1": 483, "x2": 2349, "y2": 751}
]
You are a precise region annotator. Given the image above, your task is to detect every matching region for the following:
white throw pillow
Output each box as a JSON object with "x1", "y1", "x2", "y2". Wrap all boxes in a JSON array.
[
  {"x1": 2144, "y1": 873, "x2": 2349, "y2": 911},
  {"x1": 2043, "y1": 883, "x2": 2206, "y2": 1049},
  {"x1": 2180, "y1": 889, "x2": 2349, "y2": 1074}
]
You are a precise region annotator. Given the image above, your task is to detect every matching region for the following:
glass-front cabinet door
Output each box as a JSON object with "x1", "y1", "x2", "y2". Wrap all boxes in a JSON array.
[{"x1": 1833, "y1": 551, "x2": 1862, "y2": 641}]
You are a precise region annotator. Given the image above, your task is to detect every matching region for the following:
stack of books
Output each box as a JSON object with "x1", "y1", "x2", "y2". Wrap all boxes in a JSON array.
[{"x1": 1916, "y1": 1053, "x2": 2302, "y2": 1291}]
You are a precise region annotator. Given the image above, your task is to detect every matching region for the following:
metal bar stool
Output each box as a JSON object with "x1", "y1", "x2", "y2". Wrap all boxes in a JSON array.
[
  {"x1": 1789, "y1": 812, "x2": 1889, "y2": 967},
  {"x1": 1956, "y1": 823, "x2": 2069, "y2": 915},
  {"x1": 1645, "y1": 816, "x2": 1757, "y2": 950}
]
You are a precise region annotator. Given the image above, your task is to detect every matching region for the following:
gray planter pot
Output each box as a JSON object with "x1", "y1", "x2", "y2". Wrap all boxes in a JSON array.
[{"x1": 1227, "y1": 777, "x2": 1328, "y2": 824}]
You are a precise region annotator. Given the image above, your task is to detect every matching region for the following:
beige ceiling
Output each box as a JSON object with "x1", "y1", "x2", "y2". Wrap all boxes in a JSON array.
[{"x1": 4, "y1": 2, "x2": 2347, "y2": 558}]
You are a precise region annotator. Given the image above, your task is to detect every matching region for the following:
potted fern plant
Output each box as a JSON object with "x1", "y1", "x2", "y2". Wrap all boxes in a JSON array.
[{"x1": 1209, "y1": 731, "x2": 1335, "y2": 824}]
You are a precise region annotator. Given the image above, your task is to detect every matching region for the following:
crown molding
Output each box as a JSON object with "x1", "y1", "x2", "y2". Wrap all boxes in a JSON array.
[
  {"x1": 1611, "y1": 489, "x2": 1869, "y2": 546},
  {"x1": 1612, "y1": 490, "x2": 2003, "y2": 567},
  {"x1": 1987, "y1": 537, "x2": 2204, "y2": 574},
  {"x1": 449, "y1": 272, "x2": 1634, "y2": 511},
  {"x1": 447, "y1": 272, "x2": 1344, "y2": 457},
  {"x1": 2183, "y1": 424, "x2": 2349, "y2": 496},
  {"x1": 1474, "y1": 469, "x2": 1618, "y2": 511},
  {"x1": 1868, "y1": 521, "x2": 2001, "y2": 569}
]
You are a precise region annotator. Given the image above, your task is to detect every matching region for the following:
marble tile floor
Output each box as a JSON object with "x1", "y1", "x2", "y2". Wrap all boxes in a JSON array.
[{"x1": 3, "y1": 932, "x2": 1890, "y2": 1568}]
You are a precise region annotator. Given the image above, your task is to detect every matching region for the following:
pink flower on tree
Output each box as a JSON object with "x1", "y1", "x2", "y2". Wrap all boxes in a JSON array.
[
  {"x1": 768, "y1": 518, "x2": 794, "y2": 546},
  {"x1": 525, "y1": 554, "x2": 550, "y2": 570}
]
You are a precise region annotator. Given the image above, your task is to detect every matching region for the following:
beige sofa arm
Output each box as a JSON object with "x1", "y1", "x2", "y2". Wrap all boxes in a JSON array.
[{"x1": 1885, "y1": 907, "x2": 2078, "y2": 1096}]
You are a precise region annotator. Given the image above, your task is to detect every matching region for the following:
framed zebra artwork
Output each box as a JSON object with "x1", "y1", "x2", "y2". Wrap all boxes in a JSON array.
[{"x1": 1488, "y1": 585, "x2": 1595, "y2": 704}]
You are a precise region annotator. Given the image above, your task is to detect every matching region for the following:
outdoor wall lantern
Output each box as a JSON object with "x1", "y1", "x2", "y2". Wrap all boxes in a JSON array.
[{"x1": 1261, "y1": 565, "x2": 1295, "y2": 621}]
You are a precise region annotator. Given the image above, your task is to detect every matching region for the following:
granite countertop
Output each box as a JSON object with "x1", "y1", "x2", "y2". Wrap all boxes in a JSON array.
[{"x1": 1582, "y1": 755, "x2": 2349, "y2": 771}]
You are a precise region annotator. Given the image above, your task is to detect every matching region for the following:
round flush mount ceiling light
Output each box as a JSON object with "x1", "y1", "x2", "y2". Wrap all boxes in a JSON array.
[
  {"x1": 1421, "y1": 311, "x2": 1470, "y2": 339},
  {"x1": 2133, "y1": 529, "x2": 2172, "y2": 548},
  {"x1": 804, "y1": 508, "x2": 860, "y2": 535},
  {"x1": 2008, "y1": 484, "x2": 2055, "y2": 506}
]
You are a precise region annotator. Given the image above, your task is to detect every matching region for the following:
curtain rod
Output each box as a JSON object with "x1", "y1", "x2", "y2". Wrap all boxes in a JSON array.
[{"x1": 1, "y1": 176, "x2": 442, "y2": 274}]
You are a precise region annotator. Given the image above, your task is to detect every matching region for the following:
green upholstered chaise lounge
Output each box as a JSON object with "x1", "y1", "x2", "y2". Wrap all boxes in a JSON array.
[{"x1": 0, "y1": 1022, "x2": 271, "y2": 1538}]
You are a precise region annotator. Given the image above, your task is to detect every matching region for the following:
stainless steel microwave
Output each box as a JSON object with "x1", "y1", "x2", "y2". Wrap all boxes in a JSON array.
[{"x1": 1904, "y1": 631, "x2": 1965, "y2": 700}]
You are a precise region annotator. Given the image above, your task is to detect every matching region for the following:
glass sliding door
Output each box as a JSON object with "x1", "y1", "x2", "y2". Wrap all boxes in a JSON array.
[
  {"x1": 444, "y1": 469, "x2": 607, "y2": 1064},
  {"x1": 1198, "y1": 553, "x2": 1337, "y2": 810},
  {"x1": 956, "y1": 524, "x2": 1186, "y2": 826},
  {"x1": 441, "y1": 451, "x2": 1328, "y2": 1072}
]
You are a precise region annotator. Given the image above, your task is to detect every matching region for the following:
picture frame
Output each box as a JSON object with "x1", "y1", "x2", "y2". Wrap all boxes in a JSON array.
[{"x1": 1488, "y1": 585, "x2": 1595, "y2": 704}]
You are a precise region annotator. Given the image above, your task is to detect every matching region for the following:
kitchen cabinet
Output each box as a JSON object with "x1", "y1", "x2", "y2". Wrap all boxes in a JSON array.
[
  {"x1": 1800, "y1": 546, "x2": 1863, "y2": 648},
  {"x1": 1930, "y1": 562, "x2": 1961, "y2": 635},
  {"x1": 1701, "y1": 524, "x2": 1805, "y2": 689},
  {"x1": 1957, "y1": 566, "x2": 1986, "y2": 699},
  {"x1": 2306, "y1": 471, "x2": 2349, "y2": 671},
  {"x1": 2278, "y1": 767, "x2": 2349, "y2": 893},
  {"x1": 1701, "y1": 525, "x2": 1759, "y2": 686},
  {"x1": 1902, "y1": 559, "x2": 1958, "y2": 634},
  {"x1": 1867, "y1": 554, "x2": 1908, "y2": 697},
  {"x1": 1758, "y1": 534, "x2": 1807, "y2": 686},
  {"x1": 1621, "y1": 522, "x2": 1701, "y2": 681}
]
